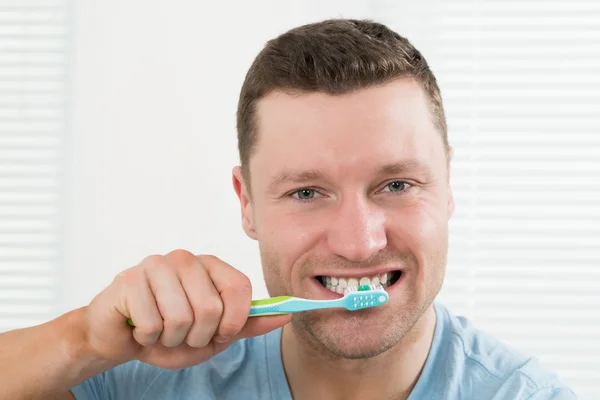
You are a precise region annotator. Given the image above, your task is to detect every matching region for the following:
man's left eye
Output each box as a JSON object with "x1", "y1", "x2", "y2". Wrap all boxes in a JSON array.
[
  {"x1": 382, "y1": 181, "x2": 411, "y2": 193},
  {"x1": 293, "y1": 189, "x2": 317, "y2": 200}
]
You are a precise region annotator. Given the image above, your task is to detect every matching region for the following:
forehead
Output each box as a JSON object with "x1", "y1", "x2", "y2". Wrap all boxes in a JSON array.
[{"x1": 250, "y1": 79, "x2": 445, "y2": 184}]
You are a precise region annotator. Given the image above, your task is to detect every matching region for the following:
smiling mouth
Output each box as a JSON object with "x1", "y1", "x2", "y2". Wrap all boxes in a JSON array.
[{"x1": 316, "y1": 271, "x2": 402, "y2": 294}]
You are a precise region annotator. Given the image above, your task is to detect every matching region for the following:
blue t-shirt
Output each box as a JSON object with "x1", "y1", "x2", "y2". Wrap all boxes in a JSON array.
[{"x1": 72, "y1": 302, "x2": 577, "y2": 399}]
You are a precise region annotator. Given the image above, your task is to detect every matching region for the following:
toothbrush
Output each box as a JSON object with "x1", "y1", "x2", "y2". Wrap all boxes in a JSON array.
[
  {"x1": 127, "y1": 284, "x2": 388, "y2": 326},
  {"x1": 248, "y1": 284, "x2": 389, "y2": 317}
]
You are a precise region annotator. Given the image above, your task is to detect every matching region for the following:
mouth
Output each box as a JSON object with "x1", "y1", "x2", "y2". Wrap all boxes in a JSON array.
[{"x1": 316, "y1": 270, "x2": 402, "y2": 294}]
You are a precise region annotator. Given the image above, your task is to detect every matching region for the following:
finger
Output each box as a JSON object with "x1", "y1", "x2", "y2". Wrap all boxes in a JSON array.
[
  {"x1": 177, "y1": 263, "x2": 224, "y2": 348},
  {"x1": 118, "y1": 268, "x2": 164, "y2": 346},
  {"x1": 138, "y1": 315, "x2": 292, "y2": 369},
  {"x1": 145, "y1": 260, "x2": 194, "y2": 347},
  {"x1": 198, "y1": 255, "x2": 253, "y2": 341},
  {"x1": 236, "y1": 314, "x2": 292, "y2": 339}
]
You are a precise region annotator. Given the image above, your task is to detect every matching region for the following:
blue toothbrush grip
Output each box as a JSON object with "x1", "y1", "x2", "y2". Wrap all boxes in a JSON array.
[{"x1": 249, "y1": 305, "x2": 287, "y2": 316}]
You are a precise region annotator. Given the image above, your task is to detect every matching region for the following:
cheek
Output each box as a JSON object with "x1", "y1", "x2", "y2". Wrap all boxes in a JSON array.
[
  {"x1": 391, "y1": 203, "x2": 449, "y2": 284},
  {"x1": 392, "y1": 200, "x2": 447, "y2": 243},
  {"x1": 262, "y1": 206, "x2": 326, "y2": 249},
  {"x1": 258, "y1": 211, "x2": 324, "y2": 284}
]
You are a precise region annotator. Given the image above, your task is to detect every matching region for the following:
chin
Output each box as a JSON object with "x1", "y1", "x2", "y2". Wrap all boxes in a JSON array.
[
  {"x1": 325, "y1": 335, "x2": 398, "y2": 360},
  {"x1": 292, "y1": 306, "x2": 411, "y2": 360}
]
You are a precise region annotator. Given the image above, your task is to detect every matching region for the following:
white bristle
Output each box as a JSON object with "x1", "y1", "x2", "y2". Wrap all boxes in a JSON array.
[
  {"x1": 343, "y1": 283, "x2": 389, "y2": 295},
  {"x1": 344, "y1": 285, "x2": 358, "y2": 294}
]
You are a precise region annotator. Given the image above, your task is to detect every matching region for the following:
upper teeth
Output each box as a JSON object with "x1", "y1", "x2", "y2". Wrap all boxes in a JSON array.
[{"x1": 323, "y1": 272, "x2": 393, "y2": 293}]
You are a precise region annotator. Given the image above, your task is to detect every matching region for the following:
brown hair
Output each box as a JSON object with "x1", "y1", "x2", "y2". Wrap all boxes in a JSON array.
[{"x1": 236, "y1": 18, "x2": 447, "y2": 185}]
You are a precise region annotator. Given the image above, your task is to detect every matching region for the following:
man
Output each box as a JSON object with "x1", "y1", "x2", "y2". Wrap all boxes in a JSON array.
[{"x1": 2, "y1": 19, "x2": 576, "y2": 400}]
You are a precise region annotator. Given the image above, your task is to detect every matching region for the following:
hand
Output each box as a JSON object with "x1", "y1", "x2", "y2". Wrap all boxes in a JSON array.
[{"x1": 82, "y1": 250, "x2": 291, "y2": 369}]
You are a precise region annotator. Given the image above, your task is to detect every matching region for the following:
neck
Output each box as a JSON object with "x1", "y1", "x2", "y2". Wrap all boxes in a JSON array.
[{"x1": 281, "y1": 304, "x2": 436, "y2": 400}]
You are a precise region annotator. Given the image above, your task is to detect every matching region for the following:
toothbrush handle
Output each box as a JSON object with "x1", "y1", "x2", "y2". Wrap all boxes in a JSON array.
[
  {"x1": 128, "y1": 297, "x2": 348, "y2": 325},
  {"x1": 249, "y1": 297, "x2": 342, "y2": 317},
  {"x1": 277, "y1": 298, "x2": 342, "y2": 312}
]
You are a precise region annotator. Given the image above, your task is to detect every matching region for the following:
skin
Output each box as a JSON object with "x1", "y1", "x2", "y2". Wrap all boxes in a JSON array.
[{"x1": 232, "y1": 78, "x2": 455, "y2": 399}]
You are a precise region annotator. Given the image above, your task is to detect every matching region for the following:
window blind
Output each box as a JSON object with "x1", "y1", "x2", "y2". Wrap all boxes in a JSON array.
[
  {"x1": 375, "y1": 0, "x2": 600, "y2": 398},
  {"x1": 0, "y1": 1, "x2": 69, "y2": 332}
]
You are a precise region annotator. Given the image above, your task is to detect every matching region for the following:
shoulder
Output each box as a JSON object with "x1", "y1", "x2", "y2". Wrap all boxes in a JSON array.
[
  {"x1": 71, "y1": 332, "x2": 274, "y2": 400},
  {"x1": 434, "y1": 303, "x2": 577, "y2": 399}
]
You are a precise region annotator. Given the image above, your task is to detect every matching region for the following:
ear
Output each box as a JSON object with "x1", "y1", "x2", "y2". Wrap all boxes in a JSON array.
[
  {"x1": 446, "y1": 146, "x2": 455, "y2": 219},
  {"x1": 232, "y1": 166, "x2": 258, "y2": 240}
]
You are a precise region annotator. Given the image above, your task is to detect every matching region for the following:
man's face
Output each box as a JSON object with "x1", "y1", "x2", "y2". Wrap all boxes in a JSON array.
[{"x1": 233, "y1": 79, "x2": 454, "y2": 358}]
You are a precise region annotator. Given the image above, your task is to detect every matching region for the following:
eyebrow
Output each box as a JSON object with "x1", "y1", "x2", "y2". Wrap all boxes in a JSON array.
[
  {"x1": 268, "y1": 169, "x2": 327, "y2": 192},
  {"x1": 267, "y1": 159, "x2": 433, "y2": 192},
  {"x1": 377, "y1": 159, "x2": 434, "y2": 181}
]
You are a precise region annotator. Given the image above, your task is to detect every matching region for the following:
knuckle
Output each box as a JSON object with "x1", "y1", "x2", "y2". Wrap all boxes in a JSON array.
[
  {"x1": 196, "y1": 254, "x2": 219, "y2": 266},
  {"x1": 234, "y1": 273, "x2": 252, "y2": 296},
  {"x1": 141, "y1": 254, "x2": 166, "y2": 270},
  {"x1": 114, "y1": 267, "x2": 141, "y2": 286},
  {"x1": 167, "y1": 249, "x2": 198, "y2": 266},
  {"x1": 197, "y1": 299, "x2": 223, "y2": 321},
  {"x1": 221, "y1": 271, "x2": 252, "y2": 303},
  {"x1": 164, "y1": 312, "x2": 193, "y2": 329},
  {"x1": 142, "y1": 254, "x2": 165, "y2": 265},
  {"x1": 141, "y1": 256, "x2": 173, "y2": 276},
  {"x1": 136, "y1": 321, "x2": 163, "y2": 338}
]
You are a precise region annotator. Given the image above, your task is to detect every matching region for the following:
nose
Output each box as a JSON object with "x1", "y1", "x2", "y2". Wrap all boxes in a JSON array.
[{"x1": 325, "y1": 194, "x2": 387, "y2": 262}]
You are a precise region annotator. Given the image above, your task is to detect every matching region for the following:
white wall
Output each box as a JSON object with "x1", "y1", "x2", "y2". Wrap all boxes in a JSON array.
[{"x1": 63, "y1": 0, "x2": 389, "y2": 311}]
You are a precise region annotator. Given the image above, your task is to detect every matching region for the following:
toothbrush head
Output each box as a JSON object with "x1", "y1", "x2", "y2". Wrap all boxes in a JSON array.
[{"x1": 342, "y1": 284, "x2": 389, "y2": 311}]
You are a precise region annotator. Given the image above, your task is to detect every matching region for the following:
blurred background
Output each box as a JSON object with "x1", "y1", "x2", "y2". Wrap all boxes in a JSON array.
[{"x1": 1, "y1": 0, "x2": 598, "y2": 397}]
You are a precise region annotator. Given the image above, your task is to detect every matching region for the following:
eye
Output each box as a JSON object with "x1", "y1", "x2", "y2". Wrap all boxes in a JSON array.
[
  {"x1": 291, "y1": 188, "x2": 320, "y2": 201},
  {"x1": 381, "y1": 181, "x2": 411, "y2": 193}
]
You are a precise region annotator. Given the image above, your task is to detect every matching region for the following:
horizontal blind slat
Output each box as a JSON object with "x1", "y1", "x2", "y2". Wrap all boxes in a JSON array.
[
  {"x1": 0, "y1": 0, "x2": 67, "y2": 333},
  {"x1": 414, "y1": 0, "x2": 600, "y2": 395}
]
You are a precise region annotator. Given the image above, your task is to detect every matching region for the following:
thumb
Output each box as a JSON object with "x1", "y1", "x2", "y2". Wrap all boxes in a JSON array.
[{"x1": 236, "y1": 314, "x2": 292, "y2": 339}]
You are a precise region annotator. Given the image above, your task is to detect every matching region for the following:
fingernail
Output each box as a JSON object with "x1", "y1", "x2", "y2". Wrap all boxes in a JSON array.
[{"x1": 214, "y1": 335, "x2": 231, "y2": 343}]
